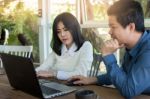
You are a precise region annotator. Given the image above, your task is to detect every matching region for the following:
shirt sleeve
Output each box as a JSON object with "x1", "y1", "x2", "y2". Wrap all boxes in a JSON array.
[
  {"x1": 57, "y1": 41, "x2": 93, "y2": 80},
  {"x1": 35, "y1": 51, "x2": 56, "y2": 72},
  {"x1": 96, "y1": 74, "x2": 112, "y2": 85},
  {"x1": 101, "y1": 52, "x2": 150, "y2": 98}
]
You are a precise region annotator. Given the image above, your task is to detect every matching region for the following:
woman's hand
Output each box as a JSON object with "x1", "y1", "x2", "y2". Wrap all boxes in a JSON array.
[{"x1": 36, "y1": 70, "x2": 57, "y2": 78}]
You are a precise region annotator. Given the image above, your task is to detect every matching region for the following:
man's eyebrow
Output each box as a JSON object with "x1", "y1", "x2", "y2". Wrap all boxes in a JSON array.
[
  {"x1": 109, "y1": 24, "x2": 113, "y2": 27},
  {"x1": 109, "y1": 24, "x2": 116, "y2": 27}
]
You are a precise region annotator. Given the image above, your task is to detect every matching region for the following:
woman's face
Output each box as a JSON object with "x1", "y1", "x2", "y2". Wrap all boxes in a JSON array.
[{"x1": 57, "y1": 21, "x2": 73, "y2": 48}]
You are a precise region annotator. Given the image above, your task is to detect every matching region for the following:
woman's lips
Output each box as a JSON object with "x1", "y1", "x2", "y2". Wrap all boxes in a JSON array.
[{"x1": 62, "y1": 39, "x2": 67, "y2": 42}]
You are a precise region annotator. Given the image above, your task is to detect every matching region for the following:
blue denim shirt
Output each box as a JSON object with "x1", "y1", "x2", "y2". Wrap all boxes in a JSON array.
[{"x1": 97, "y1": 31, "x2": 150, "y2": 98}]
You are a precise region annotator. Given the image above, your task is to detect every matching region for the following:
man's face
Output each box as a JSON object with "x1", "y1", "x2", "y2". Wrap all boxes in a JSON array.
[{"x1": 108, "y1": 15, "x2": 130, "y2": 46}]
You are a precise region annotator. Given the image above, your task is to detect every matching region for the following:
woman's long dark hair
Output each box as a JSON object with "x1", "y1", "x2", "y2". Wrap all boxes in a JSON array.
[{"x1": 52, "y1": 12, "x2": 85, "y2": 55}]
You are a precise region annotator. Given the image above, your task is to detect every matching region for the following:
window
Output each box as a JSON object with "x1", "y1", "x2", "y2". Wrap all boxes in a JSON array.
[{"x1": 50, "y1": 0, "x2": 76, "y2": 25}]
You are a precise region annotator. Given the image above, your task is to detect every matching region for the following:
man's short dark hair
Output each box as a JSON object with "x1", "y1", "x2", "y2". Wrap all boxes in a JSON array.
[{"x1": 107, "y1": 0, "x2": 145, "y2": 33}]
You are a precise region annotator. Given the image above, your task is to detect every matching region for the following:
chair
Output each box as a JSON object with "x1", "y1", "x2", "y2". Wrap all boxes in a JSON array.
[
  {"x1": 0, "y1": 45, "x2": 33, "y2": 58},
  {"x1": 89, "y1": 53, "x2": 103, "y2": 77}
]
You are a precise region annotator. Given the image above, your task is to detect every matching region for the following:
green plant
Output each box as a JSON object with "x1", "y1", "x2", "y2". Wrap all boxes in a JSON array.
[{"x1": 0, "y1": 1, "x2": 39, "y2": 62}]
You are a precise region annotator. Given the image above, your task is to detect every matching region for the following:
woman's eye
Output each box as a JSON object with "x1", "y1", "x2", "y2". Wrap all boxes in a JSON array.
[
  {"x1": 64, "y1": 28, "x2": 68, "y2": 31},
  {"x1": 57, "y1": 31, "x2": 61, "y2": 34}
]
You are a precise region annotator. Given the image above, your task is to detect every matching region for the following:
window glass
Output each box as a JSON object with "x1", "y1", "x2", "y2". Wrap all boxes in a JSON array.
[
  {"x1": 84, "y1": 0, "x2": 117, "y2": 22},
  {"x1": 50, "y1": 0, "x2": 76, "y2": 24},
  {"x1": 82, "y1": 27, "x2": 110, "y2": 53},
  {"x1": 136, "y1": 0, "x2": 150, "y2": 18},
  {"x1": 82, "y1": 27, "x2": 111, "y2": 74},
  {"x1": 84, "y1": 0, "x2": 150, "y2": 23}
]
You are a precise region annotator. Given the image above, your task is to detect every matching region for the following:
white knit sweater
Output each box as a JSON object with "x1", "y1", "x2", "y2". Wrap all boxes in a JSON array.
[{"x1": 36, "y1": 41, "x2": 93, "y2": 80}]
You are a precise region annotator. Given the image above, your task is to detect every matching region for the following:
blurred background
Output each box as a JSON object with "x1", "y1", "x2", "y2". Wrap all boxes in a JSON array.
[{"x1": 0, "y1": 0, "x2": 150, "y2": 71}]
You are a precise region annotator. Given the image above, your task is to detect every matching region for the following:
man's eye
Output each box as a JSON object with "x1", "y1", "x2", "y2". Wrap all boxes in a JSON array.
[{"x1": 111, "y1": 27, "x2": 115, "y2": 29}]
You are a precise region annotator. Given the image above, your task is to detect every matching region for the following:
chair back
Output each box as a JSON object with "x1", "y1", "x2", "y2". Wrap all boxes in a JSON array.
[
  {"x1": 0, "y1": 45, "x2": 33, "y2": 58},
  {"x1": 89, "y1": 53, "x2": 102, "y2": 77}
]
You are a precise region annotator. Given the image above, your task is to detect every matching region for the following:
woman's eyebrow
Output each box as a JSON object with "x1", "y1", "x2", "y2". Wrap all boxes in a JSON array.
[{"x1": 57, "y1": 27, "x2": 66, "y2": 30}]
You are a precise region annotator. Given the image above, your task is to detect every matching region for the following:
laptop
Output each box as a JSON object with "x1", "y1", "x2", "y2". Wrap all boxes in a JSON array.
[{"x1": 0, "y1": 53, "x2": 76, "y2": 99}]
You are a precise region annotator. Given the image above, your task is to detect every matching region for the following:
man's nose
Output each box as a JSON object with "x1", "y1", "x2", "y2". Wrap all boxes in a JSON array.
[{"x1": 108, "y1": 29, "x2": 112, "y2": 35}]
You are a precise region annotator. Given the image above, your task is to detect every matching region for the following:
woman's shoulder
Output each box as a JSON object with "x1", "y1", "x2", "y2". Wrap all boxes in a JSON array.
[
  {"x1": 80, "y1": 41, "x2": 93, "y2": 51},
  {"x1": 82, "y1": 41, "x2": 92, "y2": 47}
]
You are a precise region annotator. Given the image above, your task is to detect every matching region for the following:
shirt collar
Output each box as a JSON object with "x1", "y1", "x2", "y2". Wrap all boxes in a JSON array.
[
  {"x1": 61, "y1": 43, "x2": 77, "y2": 56},
  {"x1": 128, "y1": 31, "x2": 148, "y2": 57}
]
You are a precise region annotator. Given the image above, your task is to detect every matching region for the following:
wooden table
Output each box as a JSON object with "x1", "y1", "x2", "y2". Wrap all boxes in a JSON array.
[{"x1": 0, "y1": 74, "x2": 150, "y2": 99}]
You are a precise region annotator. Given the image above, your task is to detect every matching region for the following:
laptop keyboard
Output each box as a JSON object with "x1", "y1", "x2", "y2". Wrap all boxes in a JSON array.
[
  {"x1": 40, "y1": 85, "x2": 61, "y2": 95},
  {"x1": 44, "y1": 82, "x2": 75, "y2": 91},
  {"x1": 39, "y1": 79, "x2": 75, "y2": 91},
  {"x1": 38, "y1": 79, "x2": 76, "y2": 98},
  {"x1": 38, "y1": 79, "x2": 51, "y2": 85}
]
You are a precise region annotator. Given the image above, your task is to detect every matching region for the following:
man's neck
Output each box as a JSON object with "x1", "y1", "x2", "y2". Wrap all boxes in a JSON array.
[{"x1": 126, "y1": 31, "x2": 143, "y2": 49}]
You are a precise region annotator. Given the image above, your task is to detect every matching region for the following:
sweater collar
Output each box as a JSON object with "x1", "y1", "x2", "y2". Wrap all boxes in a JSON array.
[{"x1": 61, "y1": 43, "x2": 77, "y2": 56}]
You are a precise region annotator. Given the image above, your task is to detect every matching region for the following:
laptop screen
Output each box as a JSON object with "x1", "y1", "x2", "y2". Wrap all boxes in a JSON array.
[{"x1": 0, "y1": 53, "x2": 43, "y2": 98}]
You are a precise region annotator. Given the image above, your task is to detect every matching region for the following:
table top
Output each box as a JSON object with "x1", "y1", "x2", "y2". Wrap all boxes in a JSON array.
[{"x1": 0, "y1": 74, "x2": 150, "y2": 99}]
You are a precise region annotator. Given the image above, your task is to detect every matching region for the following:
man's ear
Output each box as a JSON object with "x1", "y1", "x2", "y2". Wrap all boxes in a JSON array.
[{"x1": 128, "y1": 23, "x2": 135, "y2": 32}]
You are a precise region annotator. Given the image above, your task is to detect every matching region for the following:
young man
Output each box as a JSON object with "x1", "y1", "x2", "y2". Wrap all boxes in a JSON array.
[{"x1": 69, "y1": 0, "x2": 150, "y2": 98}]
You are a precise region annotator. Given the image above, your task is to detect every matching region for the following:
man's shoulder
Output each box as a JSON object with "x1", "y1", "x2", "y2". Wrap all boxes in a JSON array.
[
  {"x1": 142, "y1": 31, "x2": 150, "y2": 49},
  {"x1": 146, "y1": 41, "x2": 150, "y2": 49}
]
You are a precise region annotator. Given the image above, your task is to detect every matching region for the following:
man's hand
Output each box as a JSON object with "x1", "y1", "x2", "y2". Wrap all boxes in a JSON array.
[
  {"x1": 101, "y1": 39, "x2": 124, "y2": 56},
  {"x1": 68, "y1": 75, "x2": 97, "y2": 85}
]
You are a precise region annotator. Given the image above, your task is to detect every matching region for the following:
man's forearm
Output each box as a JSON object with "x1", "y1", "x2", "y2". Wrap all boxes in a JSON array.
[{"x1": 88, "y1": 77, "x2": 98, "y2": 84}]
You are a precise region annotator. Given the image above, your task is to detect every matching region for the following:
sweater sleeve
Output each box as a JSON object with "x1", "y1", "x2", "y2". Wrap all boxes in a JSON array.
[
  {"x1": 35, "y1": 51, "x2": 56, "y2": 72},
  {"x1": 57, "y1": 41, "x2": 93, "y2": 80}
]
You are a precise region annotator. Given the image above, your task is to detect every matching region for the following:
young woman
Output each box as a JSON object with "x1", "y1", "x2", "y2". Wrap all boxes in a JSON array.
[{"x1": 36, "y1": 12, "x2": 93, "y2": 80}]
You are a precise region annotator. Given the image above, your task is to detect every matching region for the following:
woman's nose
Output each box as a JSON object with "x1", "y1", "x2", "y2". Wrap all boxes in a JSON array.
[{"x1": 61, "y1": 31, "x2": 65, "y2": 36}]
